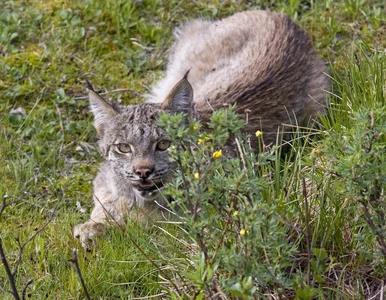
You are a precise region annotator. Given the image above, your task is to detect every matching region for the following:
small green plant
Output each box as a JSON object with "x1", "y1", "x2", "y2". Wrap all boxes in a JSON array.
[
  {"x1": 158, "y1": 51, "x2": 386, "y2": 296},
  {"x1": 323, "y1": 108, "x2": 386, "y2": 260},
  {"x1": 159, "y1": 109, "x2": 305, "y2": 297},
  {"x1": 1, "y1": 0, "x2": 386, "y2": 298}
]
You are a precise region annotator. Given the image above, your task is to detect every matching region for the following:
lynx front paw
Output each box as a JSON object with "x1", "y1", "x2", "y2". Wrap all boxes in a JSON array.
[{"x1": 74, "y1": 221, "x2": 105, "y2": 250}]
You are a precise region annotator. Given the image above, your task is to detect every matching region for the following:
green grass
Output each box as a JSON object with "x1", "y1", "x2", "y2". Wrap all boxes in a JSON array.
[{"x1": 1, "y1": 0, "x2": 385, "y2": 298}]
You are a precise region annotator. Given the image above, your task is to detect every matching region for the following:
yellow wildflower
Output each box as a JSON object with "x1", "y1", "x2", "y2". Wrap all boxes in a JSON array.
[
  {"x1": 198, "y1": 136, "x2": 210, "y2": 145},
  {"x1": 240, "y1": 229, "x2": 247, "y2": 236},
  {"x1": 233, "y1": 211, "x2": 239, "y2": 217},
  {"x1": 212, "y1": 149, "x2": 222, "y2": 159},
  {"x1": 255, "y1": 130, "x2": 262, "y2": 137},
  {"x1": 193, "y1": 124, "x2": 199, "y2": 130},
  {"x1": 311, "y1": 148, "x2": 320, "y2": 156},
  {"x1": 194, "y1": 172, "x2": 200, "y2": 179}
]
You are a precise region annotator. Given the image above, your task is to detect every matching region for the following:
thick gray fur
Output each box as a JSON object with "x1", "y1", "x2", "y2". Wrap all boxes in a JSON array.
[{"x1": 74, "y1": 10, "x2": 329, "y2": 249}]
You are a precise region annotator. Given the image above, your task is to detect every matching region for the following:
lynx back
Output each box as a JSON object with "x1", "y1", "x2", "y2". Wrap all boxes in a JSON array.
[{"x1": 74, "y1": 10, "x2": 329, "y2": 249}]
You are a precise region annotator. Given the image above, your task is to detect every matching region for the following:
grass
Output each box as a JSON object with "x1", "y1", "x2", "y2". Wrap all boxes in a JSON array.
[{"x1": 0, "y1": 0, "x2": 385, "y2": 298}]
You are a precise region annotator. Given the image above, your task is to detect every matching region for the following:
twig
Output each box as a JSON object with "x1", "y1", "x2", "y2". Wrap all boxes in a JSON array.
[
  {"x1": 264, "y1": 265, "x2": 286, "y2": 289},
  {"x1": 13, "y1": 208, "x2": 57, "y2": 277},
  {"x1": 302, "y1": 177, "x2": 312, "y2": 286},
  {"x1": 235, "y1": 137, "x2": 246, "y2": 170},
  {"x1": 0, "y1": 195, "x2": 8, "y2": 217},
  {"x1": 0, "y1": 195, "x2": 19, "y2": 218},
  {"x1": 92, "y1": 195, "x2": 182, "y2": 296},
  {"x1": 209, "y1": 215, "x2": 231, "y2": 266},
  {"x1": 52, "y1": 101, "x2": 65, "y2": 156},
  {"x1": 0, "y1": 239, "x2": 21, "y2": 300},
  {"x1": 277, "y1": 214, "x2": 305, "y2": 235},
  {"x1": 196, "y1": 232, "x2": 209, "y2": 262},
  {"x1": 210, "y1": 171, "x2": 247, "y2": 265},
  {"x1": 16, "y1": 88, "x2": 45, "y2": 133},
  {"x1": 176, "y1": 152, "x2": 194, "y2": 214},
  {"x1": 368, "y1": 281, "x2": 385, "y2": 300},
  {"x1": 21, "y1": 279, "x2": 33, "y2": 300},
  {"x1": 74, "y1": 88, "x2": 144, "y2": 100},
  {"x1": 68, "y1": 249, "x2": 91, "y2": 300},
  {"x1": 360, "y1": 201, "x2": 386, "y2": 257},
  {"x1": 0, "y1": 195, "x2": 56, "y2": 299}
]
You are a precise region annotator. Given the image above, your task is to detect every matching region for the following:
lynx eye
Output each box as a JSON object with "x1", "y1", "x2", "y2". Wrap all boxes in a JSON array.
[
  {"x1": 116, "y1": 143, "x2": 132, "y2": 153},
  {"x1": 156, "y1": 140, "x2": 171, "y2": 151}
]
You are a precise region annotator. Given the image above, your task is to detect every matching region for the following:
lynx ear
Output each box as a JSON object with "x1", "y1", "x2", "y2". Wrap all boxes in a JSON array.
[
  {"x1": 161, "y1": 70, "x2": 194, "y2": 115},
  {"x1": 88, "y1": 87, "x2": 118, "y2": 136}
]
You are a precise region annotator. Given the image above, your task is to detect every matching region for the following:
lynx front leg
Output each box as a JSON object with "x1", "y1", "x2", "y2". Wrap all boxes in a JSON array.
[
  {"x1": 74, "y1": 220, "x2": 106, "y2": 250},
  {"x1": 74, "y1": 194, "x2": 126, "y2": 250}
]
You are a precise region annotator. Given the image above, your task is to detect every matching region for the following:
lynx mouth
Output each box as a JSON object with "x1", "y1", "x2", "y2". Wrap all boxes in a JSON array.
[{"x1": 132, "y1": 180, "x2": 164, "y2": 193}]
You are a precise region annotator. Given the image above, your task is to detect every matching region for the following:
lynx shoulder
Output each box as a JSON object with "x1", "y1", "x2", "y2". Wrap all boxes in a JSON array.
[{"x1": 74, "y1": 10, "x2": 329, "y2": 249}]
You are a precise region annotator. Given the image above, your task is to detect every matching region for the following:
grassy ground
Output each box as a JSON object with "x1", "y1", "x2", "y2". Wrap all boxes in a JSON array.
[{"x1": 0, "y1": 0, "x2": 385, "y2": 299}]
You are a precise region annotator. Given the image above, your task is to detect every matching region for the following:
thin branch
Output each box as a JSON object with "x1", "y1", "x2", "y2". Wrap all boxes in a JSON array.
[
  {"x1": 68, "y1": 249, "x2": 91, "y2": 300},
  {"x1": 209, "y1": 215, "x2": 231, "y2": 265},
  {"x1": 210, "y1": 171, "x2": 247, "y2": 265},
  {"x1": 0, "y1": 195, "x2": 8, "y2": 217},
  {"x1": 13, "y1": 207, "x2": 58, "y2": 277},
  {"x1": 74, "y1": 88, "x2": 144, "y2": 100},
  {"x1": 302, "y1": 177, "x2": 312, "y2": 286},
  {"x1": 196, "y1": 232, "x2": 209, "y2": 262},
  {"x1": 235, "y1": 137, "x2": 247, "y2": 170},
  {"x1": 0, "y1": 195, "x2": 19, "y2": 218},
  {"x1": 0, "y1": 195, "x2": 56, "y2": 299},
  {"x1": 0, "y1": 239, "x2": 21, "y2": 300},
  {"x1": 21, "y1": 279, "x2": 33, "y2": 300},
  {"x1": 92, "y1": 194, "x2": 182, "y2": 296},
  {"x1": 360, "y1": 201, "x2": 386, "y2": 257},
  {"x1": 277, "y1": 214, "x2": 305, "y2": 236},
  {"x1": 264, "y1": 265, "x2": 286, "y2": 289},
  {"x1": 176, "y1": 151, "x2": 194, "y2": 212},
  {"x1": 16, "y1": 88, "x2": 45, "y2": 133}
]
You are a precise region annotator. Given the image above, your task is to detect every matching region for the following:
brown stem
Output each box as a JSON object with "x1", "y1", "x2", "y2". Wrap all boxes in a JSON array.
[
  {"x1": 68, "y1": 249, "x2": 91, "y2": 300},
  {"x1": 196, "y1": 232, "x2": 209, "y2": 262},
  {"x1": 0, "y1": 195, "x2": 8, "y2": 217},
  {"x1": 302, "y1": 177, "x2": 312, "y2": 286},
  {"x1": 0, "y1": 239, "x2": 21, "y2": 300},
  {"x1": 209, "y1": 215, "x2": 231, "y2": 265},
  {"x1": 360, "y1": 202, "x2": 386, "y2": 257},
  {"x1": 13, "y1": 208, "x2": 57, "y2": 277},
  {"x1": 21, "y1": 279, "x2": 33, "y2": 300}
]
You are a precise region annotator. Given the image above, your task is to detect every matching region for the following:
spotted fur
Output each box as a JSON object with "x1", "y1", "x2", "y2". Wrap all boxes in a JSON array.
[{"x1": 74, "y1": 10, "x2": 329, "y2": 249}]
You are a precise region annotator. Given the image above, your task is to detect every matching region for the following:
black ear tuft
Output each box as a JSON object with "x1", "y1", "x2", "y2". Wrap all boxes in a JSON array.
[
  {"x1": 88, "y1": 89, "x2": 118, "y2": 136},
  {"x1": 85, "y1": 79, "x2": 95, "y2": 92},
  {"x1": 183, "y1": 69, "x2": 191, "y2": 80},
  {"x1": 161, "y1": 71, "x2": 194, "y2": 115}
]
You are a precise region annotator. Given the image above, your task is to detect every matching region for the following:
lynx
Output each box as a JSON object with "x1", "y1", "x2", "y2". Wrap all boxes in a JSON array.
[{"x1": 74, "y1": 10, "x2": 329, "y2": 249}]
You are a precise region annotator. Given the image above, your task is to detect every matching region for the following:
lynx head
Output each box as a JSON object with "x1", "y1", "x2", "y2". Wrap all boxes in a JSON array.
[{"x1": 87, "y1": 73, "x2": 193, "y2": 201}]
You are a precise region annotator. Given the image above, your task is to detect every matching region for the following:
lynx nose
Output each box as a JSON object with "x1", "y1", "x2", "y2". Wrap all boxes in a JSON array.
[{"x1": 135, "y1": 167, "x2": 154, "y2": 179}]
